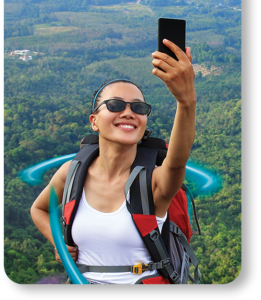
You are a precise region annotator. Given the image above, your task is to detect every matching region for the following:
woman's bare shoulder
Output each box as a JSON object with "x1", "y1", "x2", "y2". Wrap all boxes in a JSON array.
[
  {"x1": 31, "y1": 160, "x2": 73, "y2": 210},
  {"x1": 49, "y1": 160, "x2": 72, "y2": 194}
]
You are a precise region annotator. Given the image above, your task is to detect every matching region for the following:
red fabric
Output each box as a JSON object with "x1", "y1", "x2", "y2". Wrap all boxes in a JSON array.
[
  {"x1": 141, "y1": 276, "x2": 170, "y2": 284},
  {"x1": 168, "y1": 189, "x2": 192, "y2": 243},
  {"x1": 164, "y1": 143, "x2": 192, "y2": 242},
  {"x1": 132, "y1": 214, "x2": 158, "y2": 237},
  {"x1": 64, "y1": 200, "x2": 76, "y2": 225}
]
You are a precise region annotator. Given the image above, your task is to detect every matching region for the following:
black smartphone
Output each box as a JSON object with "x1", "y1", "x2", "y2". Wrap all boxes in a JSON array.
[{"x1": 158, "y1": 18, "x2": 186, "y2": 61}]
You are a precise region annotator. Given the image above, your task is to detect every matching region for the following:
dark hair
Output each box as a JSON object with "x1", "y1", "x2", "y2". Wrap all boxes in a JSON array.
[{"x1": 91, "y1": 78, "x2": 146, "y2": 113}]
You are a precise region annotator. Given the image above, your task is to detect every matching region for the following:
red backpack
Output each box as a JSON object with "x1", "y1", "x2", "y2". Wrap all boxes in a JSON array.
[{"x1": 62, "y1": 132, "x2": 201, "y2": 284}]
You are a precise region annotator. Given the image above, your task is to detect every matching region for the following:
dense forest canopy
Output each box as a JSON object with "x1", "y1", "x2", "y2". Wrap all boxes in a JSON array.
[{"x1": 4, "y1": 0, "x2": 241, "y2": 284}]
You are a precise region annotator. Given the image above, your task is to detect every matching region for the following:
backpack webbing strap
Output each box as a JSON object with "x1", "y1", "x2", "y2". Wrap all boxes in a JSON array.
[
  {"x1": 76, "y1": 261, "x2": 169, "y2": 275},
  {"x1": 139, "y1": 168, "x2": 150, "y2": 215},
  {"x1": 180, "y1": 251, "x2": 187, "y2": 282},
  {"x1": 148, "y1": 229, "x2": 181, "y2": 284},
  {"x1": 181, "y1": 183, "x2": 201, "y2": 235},
  {"x1": 170, "y1": 223, "x2": 201, "y2": 284},
  {"x1": 62, "y1": 160, "x2": 80, "y2": 218},
  {"x1": 125, "y1": 166, "x2": 150, "y2": 215}
]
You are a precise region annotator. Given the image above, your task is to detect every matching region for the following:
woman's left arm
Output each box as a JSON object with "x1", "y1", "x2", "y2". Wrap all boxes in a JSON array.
[{"x1": 151, "y1": 39, "x2": 196, "y2": 217}]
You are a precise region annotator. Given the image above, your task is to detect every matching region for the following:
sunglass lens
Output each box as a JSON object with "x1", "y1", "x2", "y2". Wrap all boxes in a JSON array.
[
  {"x1": 132, "y1": 103, "x2": 150, "y2": 115},
  {"x1": 107, "y1": 100, "x2": 126, "y2": 112}
]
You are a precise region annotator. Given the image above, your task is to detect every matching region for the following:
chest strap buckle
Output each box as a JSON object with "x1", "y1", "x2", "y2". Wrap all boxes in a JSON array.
[{"x1": 132, "y1": 263, "x2": 150, "y2": 275}]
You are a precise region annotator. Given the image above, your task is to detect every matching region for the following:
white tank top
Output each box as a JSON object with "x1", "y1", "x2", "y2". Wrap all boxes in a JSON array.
[{"x1": 71, "y1": 190, "x2": 167, "y2": 284}]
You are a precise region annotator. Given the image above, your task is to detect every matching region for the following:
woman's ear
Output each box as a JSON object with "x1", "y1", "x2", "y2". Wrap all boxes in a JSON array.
[{"x1": 89, "y1": 114, "x2": 99, "y2": 132}]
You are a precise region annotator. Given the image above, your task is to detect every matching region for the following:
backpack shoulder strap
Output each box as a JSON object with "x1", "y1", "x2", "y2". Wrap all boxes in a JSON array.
[
  {"x1": 128, "y1": 146, "x2": 158, "y2": 215},
  {"x1": 62, "y1": 143, "x2": 99, "y2": 246},
  {"x1": 127, "y1": 144, "x2": 181, "y2": 284},
  {"x1": 127, "y1": 136, "x2": 168, "y2": 215}
]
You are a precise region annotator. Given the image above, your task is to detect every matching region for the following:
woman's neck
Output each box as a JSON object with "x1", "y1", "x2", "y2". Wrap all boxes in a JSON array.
[{"x1": 94, "y1": 138, "x2": 137, "y2": 181}]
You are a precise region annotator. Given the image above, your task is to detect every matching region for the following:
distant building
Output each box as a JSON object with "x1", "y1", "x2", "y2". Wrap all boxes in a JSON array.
[
  {"x1": 14, "y1": 49, "x2": 32, "y2": 55},
  {"x1": 19, "y1": 55, "x2": 32, "y2": 62}
]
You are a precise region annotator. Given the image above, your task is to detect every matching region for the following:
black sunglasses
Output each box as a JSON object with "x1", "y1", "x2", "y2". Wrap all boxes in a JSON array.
[{"x1": 92, "y1": 99, "x2": 152, "y2": 116}]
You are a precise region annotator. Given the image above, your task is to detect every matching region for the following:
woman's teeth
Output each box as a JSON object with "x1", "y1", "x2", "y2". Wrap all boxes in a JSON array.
[{"x1": 119, "y1": 125, "x2": 134, "y2": 129}]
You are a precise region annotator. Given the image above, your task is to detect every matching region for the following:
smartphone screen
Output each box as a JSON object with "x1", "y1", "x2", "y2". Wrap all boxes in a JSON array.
[{"x1": 158, "y1": 18, "x2": 186, "y2": 61}]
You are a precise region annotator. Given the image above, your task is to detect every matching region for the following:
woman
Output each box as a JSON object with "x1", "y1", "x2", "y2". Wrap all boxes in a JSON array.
[{"x1": 30, "y1": 39, "x2": 196, "y2": 284}]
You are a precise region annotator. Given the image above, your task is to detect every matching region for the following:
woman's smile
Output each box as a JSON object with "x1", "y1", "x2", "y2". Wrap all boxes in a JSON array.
[{"x1": 115, "y1": 122, "x2": 137, "y2": 131}]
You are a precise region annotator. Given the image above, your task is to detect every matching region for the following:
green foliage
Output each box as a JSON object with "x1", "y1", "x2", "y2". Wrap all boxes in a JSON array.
[
  {"x1": 4, "y1": 237, "x2": 65, "y2": 283},
  {"x1": 4, "y1": 0, "x2": 241, "y2": 284}
]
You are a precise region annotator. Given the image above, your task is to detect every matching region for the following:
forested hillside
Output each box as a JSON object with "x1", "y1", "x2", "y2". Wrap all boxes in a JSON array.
[{"x1": 4, "y1": 0, "x2": 241, "y2": 284}]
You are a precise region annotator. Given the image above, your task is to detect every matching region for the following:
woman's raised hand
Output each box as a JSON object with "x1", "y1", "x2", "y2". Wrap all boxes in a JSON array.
[{"x1": 151, "y1": 39, "x2": 196, "y2": 107}]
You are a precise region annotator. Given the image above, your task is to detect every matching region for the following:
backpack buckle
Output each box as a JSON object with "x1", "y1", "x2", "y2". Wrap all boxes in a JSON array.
[
  {"x1": 62, "y1": 216, "x2": 66, "y2": 227},
  {"x1": 149, "y1": 230, "x2": 159, "y2": 241},
  {"x1": 162, "y1": 258, "x2": 171, "y2": 267},
  {"x1": 173, "y1": 225, "x2": 182, "y2": 237},
  {"x1": 169, "y1": 271, "x2": 181, "y2": 284},
  {"x1": 132, "y1": 263, "x2": 149, "y2": 275},
  {"x1": 142, "y1": 128, "x2": 153, "y2": 140}
]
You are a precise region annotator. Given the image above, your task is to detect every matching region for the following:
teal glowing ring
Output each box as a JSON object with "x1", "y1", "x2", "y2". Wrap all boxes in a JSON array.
[
  {"x1": 19, "y1": 154, "x2": 220, "y2": 193},
  {"x1": 19, "y1": 153, "x2": 77, "y2": 186},
  {"x1": 49, "y1": 185, "x2": 89, "y2": 284}
]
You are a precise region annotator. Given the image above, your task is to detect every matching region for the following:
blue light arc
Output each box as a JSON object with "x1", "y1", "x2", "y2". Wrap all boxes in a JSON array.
[
  {"x1": 19, "y1": 153, "x2": 221, "y2": 194},
  {"x1": 186, "y1": 165, "x2": 213, "y2": 189},
  {"x1": 19, "y1": 153, "x2": 77, "y2": 186}
]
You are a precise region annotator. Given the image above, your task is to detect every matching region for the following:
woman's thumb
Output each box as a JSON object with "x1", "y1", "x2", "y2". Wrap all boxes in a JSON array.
[{"x1": 67, "y1": 245, "x2": 78, "y2": 252}]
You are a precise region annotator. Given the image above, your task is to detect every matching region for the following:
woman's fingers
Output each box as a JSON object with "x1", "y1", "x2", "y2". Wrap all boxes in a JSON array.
[
  {"x1": 185, "y1": 47, "x2": 192, "y2": 63},
  {"x1": 152, "y1": 58, "x2": 173, "y2": 74},
  {"x1": 54, "y1": 248, "x2": 62, "y2": 263},
  {"x1": 162, "y1": 39, "x2": 187, "y2": 61},
  {"x1": 152, "y1": 40, "x2": 191, "y2": 65},
  {"x1": 54, "y1": 245, "x2": 78, "y2": 264},
  {"x1": 152, "y1": 51, "x2": 177, "y2": 68}
]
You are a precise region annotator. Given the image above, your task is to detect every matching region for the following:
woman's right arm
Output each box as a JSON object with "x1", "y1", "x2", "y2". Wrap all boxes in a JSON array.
[{"x1": 30, "y1": 161, "x2": 78, "y2": 262}]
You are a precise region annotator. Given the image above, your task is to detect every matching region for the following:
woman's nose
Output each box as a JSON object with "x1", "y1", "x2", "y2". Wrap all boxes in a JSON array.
[{"x1": 120, "y1": 103, "x2": 135, "y2": 118}]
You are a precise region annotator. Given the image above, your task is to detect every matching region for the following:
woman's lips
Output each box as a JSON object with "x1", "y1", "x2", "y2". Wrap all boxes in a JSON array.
[{"x1": 116, "y1": 124, "x2": 136, "y2": 131}]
